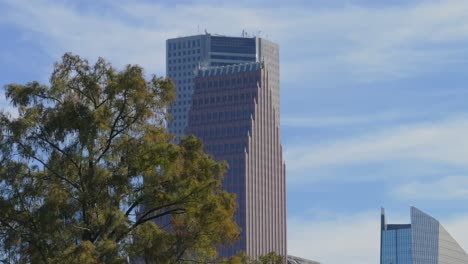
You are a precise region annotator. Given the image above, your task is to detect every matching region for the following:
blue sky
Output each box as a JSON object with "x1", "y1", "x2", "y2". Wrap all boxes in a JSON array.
[{"x1": 1, "y1": 0, "x2": 468, "y2": 263}]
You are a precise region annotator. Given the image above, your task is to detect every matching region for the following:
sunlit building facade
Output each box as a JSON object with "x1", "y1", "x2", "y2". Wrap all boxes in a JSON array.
[{"x1": 381, "y1": 207, "x2": 468, "y2": 264}]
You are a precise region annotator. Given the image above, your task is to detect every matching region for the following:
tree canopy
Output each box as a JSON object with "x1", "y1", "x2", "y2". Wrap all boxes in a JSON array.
[{"x1": 0, "y1": 53, "x2": 240, "y2": 263}]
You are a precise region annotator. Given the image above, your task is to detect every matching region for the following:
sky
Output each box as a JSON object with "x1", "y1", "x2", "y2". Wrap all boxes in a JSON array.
[{"x1": 1, "y1": 0, "x2": 468, "y2": 263}]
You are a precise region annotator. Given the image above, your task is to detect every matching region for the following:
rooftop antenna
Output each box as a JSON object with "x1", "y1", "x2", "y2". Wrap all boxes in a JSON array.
[
  {"x1": 197, "y1": 25, "x2": 200, "y2": 33},
  {"x1": 204, "y1": 29, "x2": 208, "y2": 35}
]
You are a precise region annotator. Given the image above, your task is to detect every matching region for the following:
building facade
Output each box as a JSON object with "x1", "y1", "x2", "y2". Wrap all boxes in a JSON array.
[
  {"x1": 381, "y1": 207, "x2": 468, "y2": 264},
  {"x1": 166, "y1": 33, "x2": 285, "y2": 259},
  {"x1": 186, "y1": 61, "x2": 286, "y2": 259},
  {"x1": 166, "y1": 33, "x2": 279, "y2": 141}
]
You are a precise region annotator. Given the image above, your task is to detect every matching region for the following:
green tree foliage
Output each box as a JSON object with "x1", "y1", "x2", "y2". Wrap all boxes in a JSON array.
[
  {"x1": 0, "y1": 53, "x2": 240, "y2": 263},
  {"x1": 227, "y1": 251, "x2": 285, "y2": 264}
]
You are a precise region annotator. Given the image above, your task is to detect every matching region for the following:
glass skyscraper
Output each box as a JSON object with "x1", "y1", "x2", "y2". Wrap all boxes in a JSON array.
[
  {"x1": 166, "y1": 34, "x2": 285, "y2": 259},
  {"x1": 381, "y1": 207, "x2": 468, "y2": 264}
]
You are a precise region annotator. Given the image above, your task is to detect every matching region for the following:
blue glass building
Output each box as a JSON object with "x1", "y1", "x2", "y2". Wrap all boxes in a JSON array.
[{"x1": 381, "y1": 207, "x2": 468, "y2": 264}]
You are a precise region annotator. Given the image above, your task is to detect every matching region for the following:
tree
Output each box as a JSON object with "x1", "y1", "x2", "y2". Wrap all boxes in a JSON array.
[
  {"x1": 228, "y1": 251, "x2": 285, "y2": 264},
  {"x1": 0, "y1": 53, "x2": 240, "y2": 263}
]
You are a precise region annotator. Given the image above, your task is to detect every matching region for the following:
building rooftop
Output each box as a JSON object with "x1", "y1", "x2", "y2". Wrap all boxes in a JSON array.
[
  {"x1": 287, "y1": 255, "x2": 320, "y2": 264},
  {"x1": 196, "y1": 61, "x2": 263, "y2": 77}
]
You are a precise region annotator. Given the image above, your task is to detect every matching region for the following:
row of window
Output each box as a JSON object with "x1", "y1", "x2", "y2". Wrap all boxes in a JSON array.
[
  {"x1": 210, "y1": 37, "x2": 255, "y2": 54},
  {"x1": 169, "y1": 70, "x2": 196, "y2": 79},
  {"x1": 171, "y1": 77, "x2": 192, "y2": 85},
  {"x1": 191, "y1": 110, "x2": 252, "y2": 123},
  {"x1": 175, "y1": 86, "x2": 192, "y2": 92},
  {"x1": 173, "y1": 100, "x2": 190, "y2": 106},
  {"x1": 168, "y1": 106, "x2": 188, "y2": 113},
  {"x1": 205, "y1": 142, "x2": 247, "y2": 154},
  {"x1": 168, "y1": 49, "x2": 201, "y2": 58},
  {"x1": 192, "y1": 93, "x2": 256, "y2": 106},
  {"x1": 196, "y1": 76, "x2": 258, "y2": 90},
  {"x1": 191, "y1": 125, "x2": 250, "y2": 138},
  {"x1": 171, "y1": 121, "x2": 186, "y2": 128},
  {"x1": 168, "y1": 56, "x2": 201, "y2": 64},
  {"x1": 168, "y1": 65, "x2": 197, "y2": 72},
  {"x1": 168, "y1": 39, "x2": 201, "y2": 50},
  {"x1": 210, "y1": 54, "x2": 256, "y2": 61}
]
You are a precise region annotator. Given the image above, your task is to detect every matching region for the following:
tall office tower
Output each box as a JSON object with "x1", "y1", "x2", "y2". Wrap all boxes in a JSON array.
[
  {"x1": 380, "y1": 207, "x2": 468, "y2": 264},
  {"x1": 186, "y1": 61, "x2": 286, "y2": 259},
  {"x1": 166, "y1": 33, "x2": 279, "y2": 141}
]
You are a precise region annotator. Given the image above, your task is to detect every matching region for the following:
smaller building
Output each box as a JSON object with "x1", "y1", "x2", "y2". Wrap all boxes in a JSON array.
[
  {"x1": 381, "y1": 206, "x2": 468, "y2": 264},
  {"x1": 287, "y1": 255, "x2": 320, "y2": 264}
]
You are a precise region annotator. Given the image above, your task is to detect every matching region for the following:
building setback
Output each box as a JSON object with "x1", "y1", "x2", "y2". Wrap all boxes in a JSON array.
[
  {"x1": 186, "y1": 61, "x2": 286, "y2": 259},
  {"x1": 381, "y1": 206, "x2": 468, "y2": 264},
  {"x1": 166, "y1": 33, "x2": 280, "y2": 141}
]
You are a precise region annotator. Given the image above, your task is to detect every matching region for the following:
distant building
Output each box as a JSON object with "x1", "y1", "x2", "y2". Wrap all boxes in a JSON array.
[
  {"x1": 380, "y1": 206, "x2": 468, "y2": 264},
  {"x1": 287, "y1": 255, "x2": 320, "y2": 264}
]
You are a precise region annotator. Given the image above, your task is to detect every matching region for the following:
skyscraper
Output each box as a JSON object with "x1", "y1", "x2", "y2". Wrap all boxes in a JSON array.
[
  {"x1": 166, "y1": 33, "x2": 285, "y2": 259},
  {"x1": 166, "y1": 33, "x2": 279, "y2": 141},
  {"x1": 380, "y1": 206, "x2": 468, "y2": 264}
]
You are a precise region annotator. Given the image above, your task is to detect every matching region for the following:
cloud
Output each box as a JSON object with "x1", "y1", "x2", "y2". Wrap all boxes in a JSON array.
[
  {"x1": 284, "y1": 115, "x2": 468, "y2": 175},
  {"x1": 288, "y1": 208, "x2": 468, "y2": 264},
  {"x1": 0, "y1": 0, "x2": 172, "y2": 75},
  {"x1": 288, "y1": 211, "x2": 380, "y2": 264},
  {"x1": 3, "y1": 0, "x2": 468, "y2": 83},
  {"x1": 392, "y1": 175, "x2": 468, "y2": 201},
  {"x1": 282, "y1": 111, "x2": 406, "y2": 128}
]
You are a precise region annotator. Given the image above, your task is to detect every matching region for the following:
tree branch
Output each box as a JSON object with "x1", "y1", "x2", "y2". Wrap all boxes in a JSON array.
[{"x1": 16, "y1": 141, "x2": 81, "y2": 192}]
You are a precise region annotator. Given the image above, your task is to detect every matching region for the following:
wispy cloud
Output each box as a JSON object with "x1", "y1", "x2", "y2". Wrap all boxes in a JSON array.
[
  {"x1": 282, "y1": 111, "x2": 407, "y2": 128},
  {"x1": 3, "y1": 0, "x2": 468, "y2": 82},
  {"x1": 288, "y1": 211, "x2": 380, "y2": 264},
  {"x1": 285, "y1": 115, "x2": 468, "y2": 174},
  {"x1": 392, "y1": 175, "x2": 468, "y2": 200}
]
